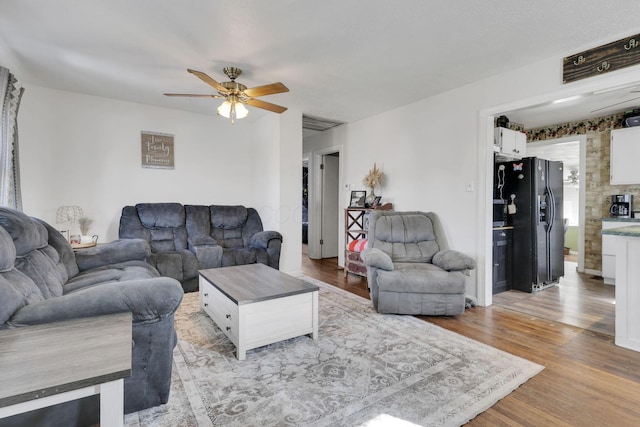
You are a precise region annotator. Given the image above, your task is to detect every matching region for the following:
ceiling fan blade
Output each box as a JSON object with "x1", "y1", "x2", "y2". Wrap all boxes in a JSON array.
[
  {"x1": 243, "y1": 82, "x2": 289, "y2": 97},
  {"x1": 245, "y1": 98, "x2": 288, "y2": 114},
  {"x1": 187, "y1": 69, "x2": 228, "y2": 93},
  {"x1": 164, "y1": 93, "x2": 222, "y2": 98}
]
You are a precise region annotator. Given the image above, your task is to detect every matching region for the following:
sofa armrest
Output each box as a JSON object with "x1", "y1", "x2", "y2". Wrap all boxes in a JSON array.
[
  {"x1": 360, "y1": 248, "x2": 394, "y2": 271},
  {"x1": 250, "y1": 230, "x2": 283, "y2": 249},
  {"x1": 188, "y1": 235, "x2": 222, "y2": 269},
  {"x1": 432, "y1": 250, "x2": 476, "y2": 271},
  {"x1": 188, "y1": 242, "x2": 223, "y2": 270},
  {"x1": 75, "y1": 239, "x2": 151, "y2": 271},
  {"x1": 7, "y1": 277, "x2": 183, "y2": 327}
]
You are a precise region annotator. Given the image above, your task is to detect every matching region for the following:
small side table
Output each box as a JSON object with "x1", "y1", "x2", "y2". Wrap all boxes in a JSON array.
[{"x1": 0, "y1": 312, "x2": 132, "y2": 426}]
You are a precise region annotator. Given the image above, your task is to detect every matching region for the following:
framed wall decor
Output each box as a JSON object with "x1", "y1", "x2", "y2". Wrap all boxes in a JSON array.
[
  {"x1": 141, "y1": 131, "x2": 174, "y2": 169},
  {"x1": 350, "y1": 191, "x2": 366, "y2": 208},
  {"x1": 371, "y1": 196, "x2": 382, "y2": 208}
]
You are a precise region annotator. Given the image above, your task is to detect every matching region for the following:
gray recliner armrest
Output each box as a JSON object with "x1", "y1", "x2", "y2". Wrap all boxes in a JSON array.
[
  {"x1": 360, "y1": 248, "x2": 394, "y2": 271},
  {"x1": 432, "y1": 249, "x2": 476, "y2": 271},
  {"x1": 7, "y1": 277, "x2": 183, "y2": 327},
  {"x1": 250, "y1": 230, "x2": 283, "y2": 249},
  {"x1": 75, "y1": 239, "x2": 151, "y2": 271}
]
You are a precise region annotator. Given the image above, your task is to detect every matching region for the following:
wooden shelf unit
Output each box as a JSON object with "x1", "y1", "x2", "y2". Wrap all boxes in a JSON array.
[
  {"x1": 344, "y1": 208, "x2": 370, "y2": 277},
  {"x1": 344, "y1": 204, "x2": 392, "y2": 278}
]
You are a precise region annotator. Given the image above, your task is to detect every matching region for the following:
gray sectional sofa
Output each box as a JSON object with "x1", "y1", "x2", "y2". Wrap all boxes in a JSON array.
[
  {"x1": 119, "y1": 203, "x2": 283, "y2": 292},
  {"x1": 0, "y1": 207, "x2": 183, "y2": 427}
]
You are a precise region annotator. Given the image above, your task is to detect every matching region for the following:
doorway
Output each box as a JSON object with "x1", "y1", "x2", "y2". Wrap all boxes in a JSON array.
[
  {"x1": 304, "y1": 146, "x2": 343, "y2": 261},
  {"x1": 320, "y1": 153, "x2": 339, "y2": 258},
  {"x1": 525, "y1": 136, "x2": 586, "y2": 272}
]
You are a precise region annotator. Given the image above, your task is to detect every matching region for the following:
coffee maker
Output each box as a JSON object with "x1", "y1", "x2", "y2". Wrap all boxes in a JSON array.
[{"x1": 610, "y1": 194, "x2": 633, "y2": 218}]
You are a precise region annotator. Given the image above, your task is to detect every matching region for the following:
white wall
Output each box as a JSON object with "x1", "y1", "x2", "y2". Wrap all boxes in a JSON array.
[
  {"x1": 250, "y1": 110, "x2": 303, "y2": 274},
  {"x1": 276, "y1": 109, "x2": 303, "y2": 274},
  {"x1": 19, "y1": 85, "x2": 256, "y2": 241}
]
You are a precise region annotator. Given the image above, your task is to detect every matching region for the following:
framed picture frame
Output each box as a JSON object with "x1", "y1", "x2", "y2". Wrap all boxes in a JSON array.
[
  {"x1": 350, "y1": 191, "x2": 366, "y2": 208},
  {"x1": 371, "y1": 196, "x2": 382, "y2": 208}
]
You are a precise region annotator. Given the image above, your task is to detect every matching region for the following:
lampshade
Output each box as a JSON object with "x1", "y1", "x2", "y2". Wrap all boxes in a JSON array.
[
  {"x1": 55, "y1": 205, "x2": 84, "y2": 224},
  {"x1": 217, "y1": 97, "x2": 249, "y2": 124}
]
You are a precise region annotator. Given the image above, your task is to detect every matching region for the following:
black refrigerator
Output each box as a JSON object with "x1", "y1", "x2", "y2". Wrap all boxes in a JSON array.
[{"x1": 496, "y1": 157, "x2": 564, "y2": 292}]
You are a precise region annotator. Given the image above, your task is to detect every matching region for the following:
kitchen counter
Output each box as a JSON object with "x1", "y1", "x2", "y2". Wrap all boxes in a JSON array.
[
  {"x1": 602, "y1": 225, "x2": 640, "y2": 237},
  {"x1": 601, "y1": 217, "x2": 640, "y2": 223}
]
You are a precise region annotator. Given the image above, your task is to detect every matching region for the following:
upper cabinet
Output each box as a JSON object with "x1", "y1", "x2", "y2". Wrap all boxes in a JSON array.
[
  {"x1": 611, "y1": 127, "x2": 640, "y2": 185},
  {"x1": 494, "y1": 127, "x2": 526, "y2": 159}
]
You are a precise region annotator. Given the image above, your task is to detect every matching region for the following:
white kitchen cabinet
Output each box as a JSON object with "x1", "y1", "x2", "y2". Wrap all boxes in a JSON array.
[
  {"x1": 494, "y1": 127, "x2": 526, "y2": 159},
  {"x1": 601, "y1": 218, "x2": 640, "y2": 284},
  {"x1": 610, "y1": 127, "x2": 640, "y2": 184}
]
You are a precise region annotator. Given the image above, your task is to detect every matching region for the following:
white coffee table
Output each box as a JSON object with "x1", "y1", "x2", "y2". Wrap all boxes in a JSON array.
[{"x1": 199, "y1": 263, "x2": 319, "y2": 360}]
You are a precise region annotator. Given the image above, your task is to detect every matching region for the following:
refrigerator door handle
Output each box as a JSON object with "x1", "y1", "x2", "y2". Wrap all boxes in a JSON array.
[{"x1": 547, "y1": 188, "x2": 555, "y2": 232}]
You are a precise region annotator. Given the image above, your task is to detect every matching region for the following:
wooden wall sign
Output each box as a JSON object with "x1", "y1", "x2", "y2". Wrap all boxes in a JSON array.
[
  {"x1": 563, "y1": 33, "x2": 640, "y2": 84},
  {"x1": 141, "y1": 131, "x2": 174, "y2": 169}
]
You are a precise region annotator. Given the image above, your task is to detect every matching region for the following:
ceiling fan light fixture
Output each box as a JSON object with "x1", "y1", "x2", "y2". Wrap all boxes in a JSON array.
[{"x1": 217, "y1": 97, "x2": 249, "y2": 123}]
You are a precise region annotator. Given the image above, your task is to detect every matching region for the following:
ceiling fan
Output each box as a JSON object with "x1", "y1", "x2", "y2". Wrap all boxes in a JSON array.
[
  {"x1": 565, "y1": 169, "x2": 579, "y2": 186},
  {"x1": 164, "y1": 67, "x2": 289, "y2": 123}
]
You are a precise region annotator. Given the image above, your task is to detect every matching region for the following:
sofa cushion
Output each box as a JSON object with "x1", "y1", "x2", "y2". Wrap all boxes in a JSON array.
[
  {"x1": 137, "y1": 203, "x2": 185, "y2": 228},
  {"x1": 376, "y1": 263, "x2": 466, "y2": 294},
  {"x1": 0, "y1": 225, "x2": 16, "y2": 272},
  {"x1": 0, "y1": 221, "x2": 48, "y2": 317},
  {"x1": 64, "y1": 260, "x2": 161, "y2": 293},
  {"x1": 0, "y1": 208, "x2": 66, "y2": 299},
  {"x1": 150, "y1": 250, "x2": 198, "y2": 282},
  {"x1": 210, "y1": 205, "x2": 248, "y2": 229},
  {"x1": 221, "y1": 248, "x2": 257, "y2": 267},
  {"x1": 150, "y1": 228, "x2": 178, "y2": 252},
  {"x1": 0, "y1": 207, "x2": 43, "y2": 257}
]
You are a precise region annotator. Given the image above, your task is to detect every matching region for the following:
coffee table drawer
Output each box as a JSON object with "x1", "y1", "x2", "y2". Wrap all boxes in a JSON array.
[{"x1": 200, "y1": 278, "x2": 239, "y2": 345}]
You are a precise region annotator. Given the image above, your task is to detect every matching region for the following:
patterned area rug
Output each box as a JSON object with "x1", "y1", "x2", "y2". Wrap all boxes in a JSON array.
[{"x1": 126, "y1": 276, "x2": 543, "y2": 427}]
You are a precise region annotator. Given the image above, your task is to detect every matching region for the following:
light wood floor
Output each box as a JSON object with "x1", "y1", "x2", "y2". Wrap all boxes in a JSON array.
[
  {"x1": 493, "y1": 261, "x2": 615, "y2": 336},
  {"x1": 301, "y1": 253, "x2": 640, "y2": 426}
]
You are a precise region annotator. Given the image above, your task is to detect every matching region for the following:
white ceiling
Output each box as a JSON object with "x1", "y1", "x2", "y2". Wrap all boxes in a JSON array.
[{"x1": 2, "y1": 1, "x2": 640, "y2": 128}]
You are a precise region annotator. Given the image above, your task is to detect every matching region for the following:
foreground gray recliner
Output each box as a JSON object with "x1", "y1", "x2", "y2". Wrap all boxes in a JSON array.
[
  {"x1": 361, "y1": 211, "x2": 476, "y2": 316},
  {"x1": 119, "y1": 203, "x2": 283, "y2": 292},
  {"x1": 0, "y1": 207, "x2": 183, "y2": 427}
]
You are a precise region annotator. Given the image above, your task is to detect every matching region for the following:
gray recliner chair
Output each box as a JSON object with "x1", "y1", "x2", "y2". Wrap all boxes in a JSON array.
[{"x1": 361, "y1": 211, "x2": 476, "y2": 316}]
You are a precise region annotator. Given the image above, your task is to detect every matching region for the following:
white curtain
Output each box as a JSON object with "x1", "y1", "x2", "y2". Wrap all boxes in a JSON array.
[{"x1": 0, "y1": 66, "x2": 24, "y2": 210}]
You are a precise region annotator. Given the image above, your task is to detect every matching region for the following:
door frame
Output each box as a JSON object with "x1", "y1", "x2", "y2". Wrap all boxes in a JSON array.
[{"x1": 307, "y1": 144, "x2": 344, "y2": 260}]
